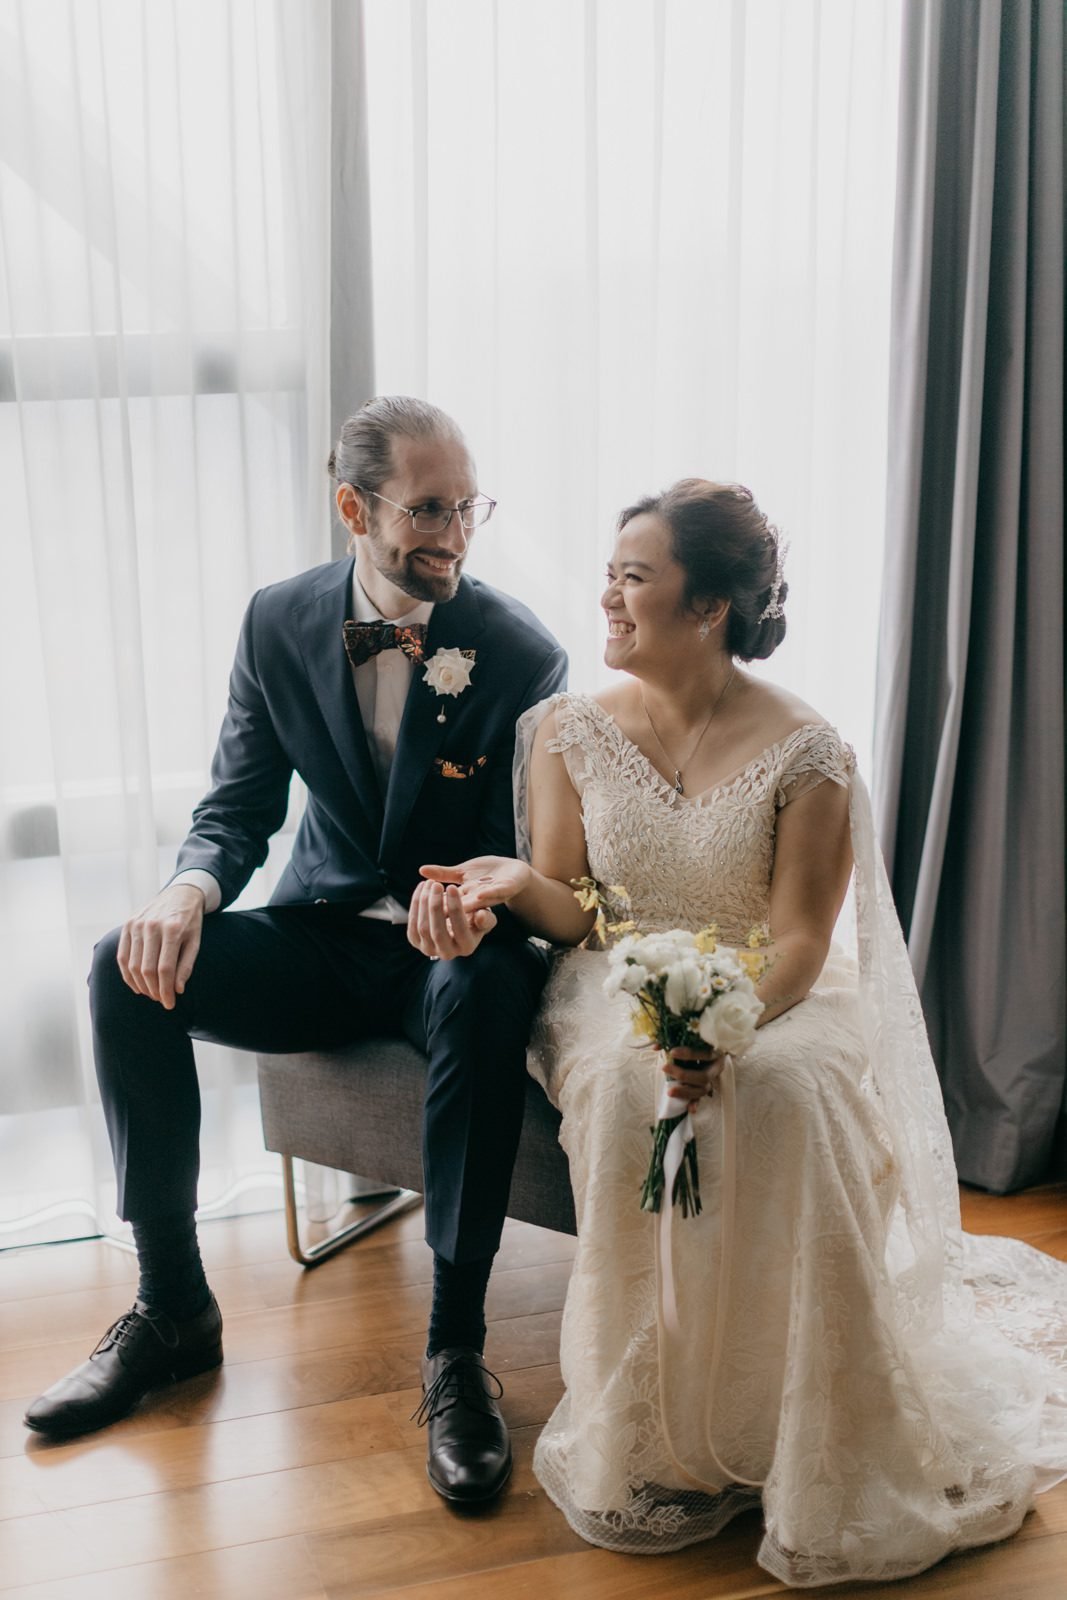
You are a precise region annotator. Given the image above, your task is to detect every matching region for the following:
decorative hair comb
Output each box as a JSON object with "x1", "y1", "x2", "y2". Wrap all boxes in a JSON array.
[{"x1": 757, "y1": 538, "x2": 789, "y2": 622}]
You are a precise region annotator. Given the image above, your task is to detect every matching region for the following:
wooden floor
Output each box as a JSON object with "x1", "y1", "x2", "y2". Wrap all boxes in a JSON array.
[{"x1": 2, "y1": 1185, "x2": 1065, "y2": 1600}]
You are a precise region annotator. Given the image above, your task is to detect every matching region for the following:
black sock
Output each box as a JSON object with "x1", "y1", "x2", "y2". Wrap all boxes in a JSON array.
[
  {"x1": 426, "y1": 1253, "x2": 494, "y2": 1358},
  {"x1": 131, "y1": 1212, "x2": 211, "y2": 1321}
]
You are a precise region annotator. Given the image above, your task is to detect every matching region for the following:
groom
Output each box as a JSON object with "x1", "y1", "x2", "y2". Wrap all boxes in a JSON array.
[{"x1": 24, "y1": 396, "x2": 567, "y2": 1505}]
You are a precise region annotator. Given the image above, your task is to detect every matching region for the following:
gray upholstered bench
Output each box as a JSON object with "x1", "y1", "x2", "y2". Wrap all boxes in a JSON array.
[{"x1": 257, "y1": 1037, "x2": 576, "y2": 1265}]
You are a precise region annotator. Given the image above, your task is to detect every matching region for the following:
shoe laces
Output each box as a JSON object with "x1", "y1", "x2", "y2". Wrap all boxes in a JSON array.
[
  {"x1": 412, "y1": 1354, "x2": 504, "y2": 1426},
  {"x1": 93, "y1": 1304, "x2": 176, "y2": 1358}
]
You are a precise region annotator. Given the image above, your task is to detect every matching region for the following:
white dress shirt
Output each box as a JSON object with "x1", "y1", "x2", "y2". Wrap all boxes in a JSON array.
[{"x1": 172, "y1": 570, "x2": 433, "y2": 922}]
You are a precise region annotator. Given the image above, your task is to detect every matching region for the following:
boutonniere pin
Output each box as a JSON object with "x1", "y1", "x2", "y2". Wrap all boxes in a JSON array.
[{"x1": 423, "y1": 647, "x2": 476, "y2": 723}]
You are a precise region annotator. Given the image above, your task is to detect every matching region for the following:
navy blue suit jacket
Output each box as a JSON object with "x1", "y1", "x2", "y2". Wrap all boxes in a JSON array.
[{"x1": 173, "y1": 559, "x2": 567, "y2": 915}]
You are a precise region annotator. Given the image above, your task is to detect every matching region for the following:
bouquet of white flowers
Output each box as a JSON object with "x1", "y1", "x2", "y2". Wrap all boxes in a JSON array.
[{"x1": 603, "y1": 922, "x2": 767, "y2": 1217}]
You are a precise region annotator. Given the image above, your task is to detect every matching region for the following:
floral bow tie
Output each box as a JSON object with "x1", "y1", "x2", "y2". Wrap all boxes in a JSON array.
[{"x1": 342, "y1": 620, "x2": 427, "y2": 669}]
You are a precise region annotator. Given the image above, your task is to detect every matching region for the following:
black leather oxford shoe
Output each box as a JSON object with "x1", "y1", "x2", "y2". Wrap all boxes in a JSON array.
[
  {"x1": 23, "y1": 1296, "x2": 223, "y2": 1439},
  {"x1": 415, "y1": 1347, "x2": 512, "y2": 1503}
]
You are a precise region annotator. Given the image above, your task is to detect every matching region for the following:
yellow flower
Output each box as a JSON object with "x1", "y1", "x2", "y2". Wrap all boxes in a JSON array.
[
  {"x1": 694, "y1": 924, "x2": 719, "y2": 954},
  {"x1": 571, "y1": 877, "x2": 601, "y2": 913},
  {"x1": 747, "y1": 926, "x2": 770, "y2": 949},
  {"x1": 607, "y1": 918, "x2": 637, "y2": 937},
  {"x1": 739, "y1": 950, "x2": 766, "y2": 982},
  {"x1": 631, "y1": 1007, "x2": 659, "y2": 1041}
]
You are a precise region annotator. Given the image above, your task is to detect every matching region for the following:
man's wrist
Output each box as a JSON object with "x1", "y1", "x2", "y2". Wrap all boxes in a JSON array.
[{"x1": 169, "y1": 869, "x2": 221, "y2": 913}]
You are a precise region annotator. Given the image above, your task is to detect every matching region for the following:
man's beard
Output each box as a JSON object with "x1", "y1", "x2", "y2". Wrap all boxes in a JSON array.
[{"x1": 365, "y1": 527, "x2": 464, "y2": 604}]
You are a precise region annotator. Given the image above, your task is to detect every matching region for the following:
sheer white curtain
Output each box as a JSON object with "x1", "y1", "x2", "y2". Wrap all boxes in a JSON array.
[
  {"x1": 2, "y1": 0, "x2": 903, "y2": 1249},
  {"x1": 363, "y1": 0, "x2": 902, "y2": 771},
  {"x1": 0, "y1": 0, "x2": 333, "y2": 1245}
]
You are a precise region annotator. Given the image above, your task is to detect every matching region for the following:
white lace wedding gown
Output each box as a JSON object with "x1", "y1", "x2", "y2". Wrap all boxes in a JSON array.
[{"x1": 517, "y1": 693, "x2": 1067, "y2": 1587}]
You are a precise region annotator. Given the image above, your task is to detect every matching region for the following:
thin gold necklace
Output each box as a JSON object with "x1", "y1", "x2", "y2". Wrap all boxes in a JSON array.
[{"x1": 641, "y1": 665, "x2": 736, "y2": 796}]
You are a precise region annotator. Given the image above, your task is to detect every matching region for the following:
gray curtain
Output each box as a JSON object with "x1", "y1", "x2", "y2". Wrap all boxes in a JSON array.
[
  {"x1": 329, "y1": 0, "x2": 375, "y2": 558},
  {"x1": 874, "y1": 0, "x2": 1065, "y2": 1192}
]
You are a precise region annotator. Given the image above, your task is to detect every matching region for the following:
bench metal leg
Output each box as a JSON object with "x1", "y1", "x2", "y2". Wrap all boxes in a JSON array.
[{"x1": 281, "y1": 1154, "x2": 422, "y2": 1268}]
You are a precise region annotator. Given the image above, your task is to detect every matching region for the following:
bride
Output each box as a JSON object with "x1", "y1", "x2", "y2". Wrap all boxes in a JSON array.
[{"x1": 409, "y1": 479, "x2": 1067, "y2": 1586}]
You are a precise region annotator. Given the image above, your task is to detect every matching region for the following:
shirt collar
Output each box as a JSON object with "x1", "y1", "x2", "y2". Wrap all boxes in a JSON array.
[{"x1": 351, "y1": 569, "x2": 434, "y2": 629}]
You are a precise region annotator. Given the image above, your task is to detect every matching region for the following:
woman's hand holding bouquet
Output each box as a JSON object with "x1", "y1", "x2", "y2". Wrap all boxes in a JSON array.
[{"x1": 591, "y1": 898, "x2": 768, "y2": 1216}]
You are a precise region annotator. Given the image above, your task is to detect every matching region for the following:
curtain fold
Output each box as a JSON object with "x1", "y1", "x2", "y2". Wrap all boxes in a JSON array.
[
  {"x1": 0, "y1": 0, "x2": 351, "y2": 1245},
  {"x1": 875, "y1": 0, "x2": 1065, "y2": 1191},
  {"x1": 327, "y1": 0, "x2": 375, "y2": 538}
]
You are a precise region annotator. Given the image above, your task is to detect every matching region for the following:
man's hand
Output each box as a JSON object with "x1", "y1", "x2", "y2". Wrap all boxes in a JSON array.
[
  {"x1": 407, "y1": 879, "x2": 498, "y2": 961},
  {"x1": 663, "y1": 1045, "x2": 725, "y2": 1111},
  {"x1": 117, "y1": 884, "x2": 206, "y2": 1009}
]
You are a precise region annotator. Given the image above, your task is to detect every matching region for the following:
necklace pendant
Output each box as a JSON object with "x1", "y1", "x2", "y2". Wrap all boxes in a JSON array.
[{"x1": 673, "y1": 771, "x2": 684, "y2": 795}]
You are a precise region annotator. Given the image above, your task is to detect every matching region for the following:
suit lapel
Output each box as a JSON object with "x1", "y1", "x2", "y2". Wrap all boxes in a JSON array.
[
  {"x1": 379, "y1": 578, "x2": 486, "y2": 862},
  {"x1": 294, "y1": 560, "x2": 384, "y2": 836}
]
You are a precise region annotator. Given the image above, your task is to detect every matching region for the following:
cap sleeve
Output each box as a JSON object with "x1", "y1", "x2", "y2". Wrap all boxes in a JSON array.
[
  {"x1": 513, "y1": 692, "x2": 595, "y2": 861},
  {"x1": 774, "y1": 723, "x2": 856, "y2": 810}
]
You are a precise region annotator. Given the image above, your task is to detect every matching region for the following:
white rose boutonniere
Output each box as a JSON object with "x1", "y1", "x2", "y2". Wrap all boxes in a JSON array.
[{"x1": 423, "y1": 647, "x2": 476, "y2": 722}]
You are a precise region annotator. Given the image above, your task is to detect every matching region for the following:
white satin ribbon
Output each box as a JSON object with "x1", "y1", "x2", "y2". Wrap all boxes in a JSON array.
[
  {"x1": 656, "y1": 1081, "x2": 694, "y2": 1336},
  {"x1": 656, "y1": 1053, "x2": 762, "y2": 1490}
]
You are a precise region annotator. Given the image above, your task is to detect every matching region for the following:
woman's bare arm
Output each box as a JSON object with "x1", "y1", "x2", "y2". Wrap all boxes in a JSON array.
[{"x1": 756, "y1": 772, "x2": 853, "y2": 1025}]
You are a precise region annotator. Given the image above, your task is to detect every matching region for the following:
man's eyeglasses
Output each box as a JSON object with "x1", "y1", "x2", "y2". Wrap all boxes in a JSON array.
[{"x1": 359, "y1": 488, "x2": 496, "y2": 534}]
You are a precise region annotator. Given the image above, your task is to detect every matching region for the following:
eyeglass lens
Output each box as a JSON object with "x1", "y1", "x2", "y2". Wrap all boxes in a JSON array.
[{"x1": 412, "y1": 501, "x2": 494, "y2": 532}]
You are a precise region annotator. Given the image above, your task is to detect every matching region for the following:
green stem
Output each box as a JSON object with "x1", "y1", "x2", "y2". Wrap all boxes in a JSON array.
[{"x1": 640, "y1": 1116, "x2": 702, "y2": 1218}]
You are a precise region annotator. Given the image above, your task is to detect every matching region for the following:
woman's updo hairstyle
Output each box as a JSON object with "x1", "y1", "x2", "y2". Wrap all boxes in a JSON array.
[
  {"x1": 327, "y1": 395, "x2": 466, "y2": 496},
  {"x1": 617, "y1": 479, "x2": 788, "y2": 662}
]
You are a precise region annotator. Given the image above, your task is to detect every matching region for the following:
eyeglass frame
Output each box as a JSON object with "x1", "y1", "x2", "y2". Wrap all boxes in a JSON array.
[{"x1": 355, "y1": 486, "x2": 497, "y2": 534}]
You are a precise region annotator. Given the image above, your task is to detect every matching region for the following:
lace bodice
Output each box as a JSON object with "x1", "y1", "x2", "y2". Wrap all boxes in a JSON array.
[{"x1": 544, "y1": 694, "x2": 855, "y2": 944}]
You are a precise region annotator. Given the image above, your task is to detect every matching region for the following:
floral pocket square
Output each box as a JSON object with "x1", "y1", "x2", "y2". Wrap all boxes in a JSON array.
[{"x1": 434, "y1": 755, "x2": 488, "y2": 780}]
